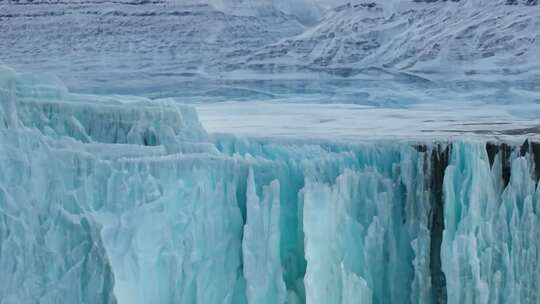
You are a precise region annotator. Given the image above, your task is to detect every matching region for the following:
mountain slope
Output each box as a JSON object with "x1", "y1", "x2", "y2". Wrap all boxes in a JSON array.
[
  {"x1": 234, "y1": 1, "x2": 540, "y2": 81},
  {"x1": 1, "y1": 0, "x2": 539, "y2": 101}
]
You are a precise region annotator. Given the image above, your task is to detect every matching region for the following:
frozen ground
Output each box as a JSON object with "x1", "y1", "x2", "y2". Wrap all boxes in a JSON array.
[{"x1": 196, "y1": 101, "x2": 540, "y2": 141}]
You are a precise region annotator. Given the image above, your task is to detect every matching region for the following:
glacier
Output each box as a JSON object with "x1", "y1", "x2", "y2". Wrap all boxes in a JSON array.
[
  {"x1": 1, "y1": 64, "x2": 539, "y2": 303},
  {"x1": 1, "y1": 0, "x2": 540, "y2": 303}
]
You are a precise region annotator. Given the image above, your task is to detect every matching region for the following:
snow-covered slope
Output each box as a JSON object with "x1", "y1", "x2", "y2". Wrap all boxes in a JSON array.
[
  {"x1": 1, "y1": 0, "x2": 539, "y2": 101},
  {"x1": 0, "y1": 0, "x2": 305, "y2": 94},
  {"x1": 236, "y1": 1, "x2": 540, "y2": 80}
]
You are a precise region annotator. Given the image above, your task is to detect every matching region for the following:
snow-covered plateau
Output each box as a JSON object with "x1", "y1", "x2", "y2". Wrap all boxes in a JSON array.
[{"x1": 0, "y1": 0, "x2": 540, "y2": 303}]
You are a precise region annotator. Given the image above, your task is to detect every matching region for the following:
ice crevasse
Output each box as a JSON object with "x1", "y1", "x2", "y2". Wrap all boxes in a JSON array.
[{"x1": 0, "y1": 65, "x2": 539, "y2": 304}]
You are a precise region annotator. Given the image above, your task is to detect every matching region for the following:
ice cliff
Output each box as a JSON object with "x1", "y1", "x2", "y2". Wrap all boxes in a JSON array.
[
  {"x1": 1, "y1": 1, "x2": 539, "y2": 303},
  {"x1": 1, "y1": 65, "x2": 539, "y2": 303}
]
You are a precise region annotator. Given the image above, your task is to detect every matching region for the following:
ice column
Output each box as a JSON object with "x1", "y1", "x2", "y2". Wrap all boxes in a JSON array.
[
  {"x1": 442, "y1": 141, "x2": 539, "y2": 304},
  {"x1": 242, "y1": 168, "x2": 287, "y2": 304},
  {"x1": 301, "y1": 158, "x2": 429, "y2": 304},
  {"x1": 0, "y1": 65, "x2": 17, "y2": 128}
]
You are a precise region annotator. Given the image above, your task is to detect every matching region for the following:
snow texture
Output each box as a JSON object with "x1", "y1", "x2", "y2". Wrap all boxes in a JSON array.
[{"x1": 1, "y1": 0, "x2": 539, "y2": 103}]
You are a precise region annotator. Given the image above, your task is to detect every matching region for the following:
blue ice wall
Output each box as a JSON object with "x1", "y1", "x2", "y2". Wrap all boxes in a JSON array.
[
  {"x1": 1, "y1": 67, "x2": 539, "y2": 304},
  {"x1": 443, "y1": 141, "x2": 540, "y2": 304}
]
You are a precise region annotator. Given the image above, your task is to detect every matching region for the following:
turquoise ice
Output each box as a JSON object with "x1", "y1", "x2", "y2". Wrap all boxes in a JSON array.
[{"x1": 1, "y1": 66, "x2": 539, "y2": 303}]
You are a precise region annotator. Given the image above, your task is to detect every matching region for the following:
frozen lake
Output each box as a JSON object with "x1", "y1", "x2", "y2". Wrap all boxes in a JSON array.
[{"x1": 196, "y1": 100, "x2": 540, "y2": 141}]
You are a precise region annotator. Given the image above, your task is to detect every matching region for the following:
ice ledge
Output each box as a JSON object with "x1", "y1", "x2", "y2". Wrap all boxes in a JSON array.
[{"x1": 1, "y1": 65, "x2": 208, "y2": 154}]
